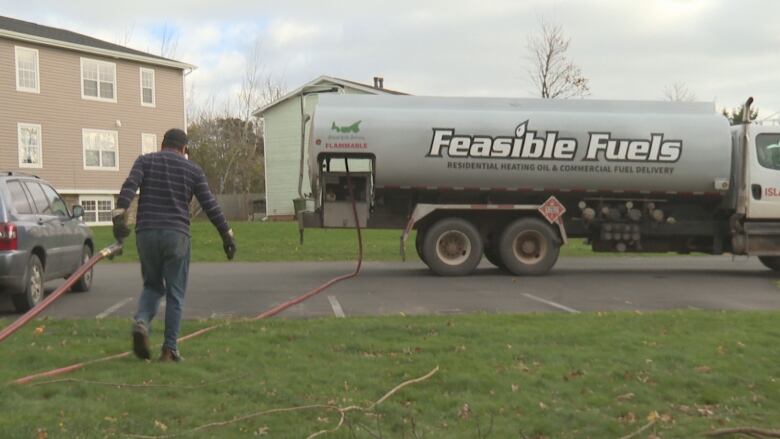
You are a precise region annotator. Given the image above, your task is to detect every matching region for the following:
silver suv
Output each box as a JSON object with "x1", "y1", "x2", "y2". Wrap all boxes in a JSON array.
[{"x1": 0, "y1": 172, "x2": 94, "y2": 312}]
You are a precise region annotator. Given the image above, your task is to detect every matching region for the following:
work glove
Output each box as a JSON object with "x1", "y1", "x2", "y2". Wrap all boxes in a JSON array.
[
  {"x1": 221, "y1": 228, "x2": 236, "y2": 260},
  {"x1": 111, "y1": 208, "x2": 130, "y2": 244}
]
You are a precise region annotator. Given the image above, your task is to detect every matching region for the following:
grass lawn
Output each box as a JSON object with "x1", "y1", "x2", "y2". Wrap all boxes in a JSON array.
[
  {"x1": 91, "y1": 221, "x2": 667, "y2": 263},
  {"x1": 1, "y1": 311, "x2": 778, "y2": 438}
]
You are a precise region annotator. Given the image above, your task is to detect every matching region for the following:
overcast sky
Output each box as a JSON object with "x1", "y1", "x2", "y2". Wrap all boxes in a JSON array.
[{"x1": 3, "y1": 0, "x2": 778, "y2": 119}]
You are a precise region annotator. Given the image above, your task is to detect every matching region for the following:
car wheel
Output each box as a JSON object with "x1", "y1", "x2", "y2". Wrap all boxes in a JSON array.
[
  {"x1": 498, "y1": 217, "x2": 560, "y2": 276},
  {"x1": 422, "y1": 217, "x2": 483, "y2": 276},
  {"x1": 12, "y1": 255, "x2": 44, "y2": 312},
  {"x1": 71, "y1": 245, "x2": 93, "y2": 293}
]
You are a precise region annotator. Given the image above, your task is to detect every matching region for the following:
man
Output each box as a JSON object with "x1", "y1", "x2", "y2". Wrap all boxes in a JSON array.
[{"x1": 112, "y1": 128, "x2": 236, "y2": 362}]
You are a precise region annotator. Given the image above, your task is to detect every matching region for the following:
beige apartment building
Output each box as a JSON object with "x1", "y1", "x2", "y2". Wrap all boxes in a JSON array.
[{"x1": 0, "y1": 16, "x2": 194, "y2": 224}]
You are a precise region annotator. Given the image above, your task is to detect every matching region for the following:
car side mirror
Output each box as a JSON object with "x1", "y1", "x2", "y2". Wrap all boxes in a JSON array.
[{"x1": 72, "y1": 205, "x2": 84, "y2": 218}]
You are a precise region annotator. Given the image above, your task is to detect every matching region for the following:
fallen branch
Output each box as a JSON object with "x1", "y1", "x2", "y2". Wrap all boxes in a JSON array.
[
  {"x1": 619, "y1": 420, "x2": 655, "y2": 439},
  {"x1": 705, "y1": 427, "x2": 780, "y2": 438},
  {"x1": 123, "y1": 366, "x2": 439, "y2": 438}
]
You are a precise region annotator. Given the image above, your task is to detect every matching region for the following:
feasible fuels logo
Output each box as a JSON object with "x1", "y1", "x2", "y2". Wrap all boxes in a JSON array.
[{"x1": 427, "y1": 120, "x2": 682, "y2": 163}]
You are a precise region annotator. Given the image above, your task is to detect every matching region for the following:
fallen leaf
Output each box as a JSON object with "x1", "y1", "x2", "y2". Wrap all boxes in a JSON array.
[
  {"x1": 695, "y1": 365, "x2": 712, "y2": 374},
  {"x1": 619, "y1": 412, "x2": 636, "y2": 423},
  {"x1": 254, "y1": 426, "x2": 269, "y2": 436},
  {"x1": 539, "y1": 401, "x2": 548, "y2": 410},
  {"x1": 616, "y1": 392, "x2": 635, "y2": 402},
  {"x1": 33, "y1": 326, "x2": 45, "y2": 336},
  {"x1": 647, "y1": 410, "x2": 660, "y2": 421},
  {"x1": 36, "y1": 428, "x2": 47, "y2": 439},
  {"x1": 511, "y1": 384, "x2": 519, "y2": 393},
  {"x1": 154, "y1": 420, "x2": 168, "y2": 432},
  {"x1": 458, "y1": 403, "x2": 471, "y2": 419}
]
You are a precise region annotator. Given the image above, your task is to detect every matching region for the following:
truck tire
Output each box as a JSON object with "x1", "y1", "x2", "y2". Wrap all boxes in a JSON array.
[
  {"x1": 422, "y1": 218, "x2": 483, "y2": 276},
  {"x1": 12, "y1": 255, "x2": 44, "y2": 312},
  {"x1": 71, "y1": 245, "x2": 93, "y2": 293},
  {"x1": 484, "y1": 239, "x2": 506, "y2": 270},
  {"x1": 498, "y1": 217, "x2": 559, "y2": 276},
  {"x1": 415, "y1": 227, "x2": 428, "y2": 266},
  {"x1": 758, "y1": 256, "x2": 780, "y2": 271}
]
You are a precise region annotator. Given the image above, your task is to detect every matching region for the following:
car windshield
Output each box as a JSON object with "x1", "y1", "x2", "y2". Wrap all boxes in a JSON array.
[{"x1": 756, "y1": 133, "x2": 780, "y2": 170}]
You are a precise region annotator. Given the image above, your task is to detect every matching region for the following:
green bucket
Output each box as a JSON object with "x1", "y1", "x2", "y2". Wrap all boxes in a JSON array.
[{"x1": 292, "y1": 198, "x2": 307, "y2": 214}]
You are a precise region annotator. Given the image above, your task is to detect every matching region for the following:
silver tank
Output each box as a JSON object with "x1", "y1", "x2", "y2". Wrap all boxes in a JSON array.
[{"x1": 309, "y1": 95, "x2": 732, "y2": 195}]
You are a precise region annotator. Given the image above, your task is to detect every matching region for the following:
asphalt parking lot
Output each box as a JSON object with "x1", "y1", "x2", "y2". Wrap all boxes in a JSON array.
[{"x1": 2, "y1": 255, "x2": 779, "y2": 320}]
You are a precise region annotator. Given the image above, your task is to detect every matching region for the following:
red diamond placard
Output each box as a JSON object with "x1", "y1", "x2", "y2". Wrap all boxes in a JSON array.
[{"x1": 538, "y1": 196, "x2": 566, "y2": 224}]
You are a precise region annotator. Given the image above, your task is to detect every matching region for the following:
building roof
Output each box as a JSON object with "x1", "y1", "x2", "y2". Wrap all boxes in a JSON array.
[
  {"x1": 253, "y1": 75, "x2": 408, "y2": 116},
  {"x1": 0, "y1": 15, "x2": 195, "y2": 70}
]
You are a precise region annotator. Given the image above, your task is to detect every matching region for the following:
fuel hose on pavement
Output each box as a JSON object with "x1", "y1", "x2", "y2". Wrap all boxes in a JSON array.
[{"x1": 11, "y1": 171, "x2": 363, "y2": 385}]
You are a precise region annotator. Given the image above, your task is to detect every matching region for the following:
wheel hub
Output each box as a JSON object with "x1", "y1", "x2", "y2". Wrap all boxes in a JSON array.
[
  {"x1": 30, "y1": 265, "x2": 43, "y2": 303},
  {"x1": 436, "y1": 230, "x2": 471, "y2": 266},
  {"x1": 513, "y1": 230, "x2": 547, "y2": 265}
]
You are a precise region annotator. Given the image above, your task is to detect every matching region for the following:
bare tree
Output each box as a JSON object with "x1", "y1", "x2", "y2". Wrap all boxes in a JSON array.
[
  {"x1": 159, "y1": 22, "x2": 179, "y2": 59},
  {"x1": 663, "y1": 82, "x2": 696, "y2": 102},
  {"x1": 113, "y1": 24, "x2": 135, "y2": 47},
  {"x1": 186, "y1": 39, "x2": 285, "y2": 198},
  {"x1": 526, "y1": 19, "x2": 590, "y2": 99}
]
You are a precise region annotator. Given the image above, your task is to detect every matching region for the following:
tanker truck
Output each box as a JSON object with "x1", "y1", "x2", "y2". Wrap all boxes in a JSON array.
[{"x1": 298, "y1": 95, "x2": 780, "y2": 276}]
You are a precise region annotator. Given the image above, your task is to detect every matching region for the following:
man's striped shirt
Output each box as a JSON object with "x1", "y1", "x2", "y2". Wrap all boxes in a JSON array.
[{"x1": 117, "y1": 150, "x2": 229, "y2": 236}]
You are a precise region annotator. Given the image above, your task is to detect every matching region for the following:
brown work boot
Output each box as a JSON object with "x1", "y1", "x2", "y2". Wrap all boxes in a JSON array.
[
  {"x1": 159, "y1": 346, "x2": 183, "y2": 362},
  {"x1": 132, "y1": 321, "x2": 151, "y2": 360}
]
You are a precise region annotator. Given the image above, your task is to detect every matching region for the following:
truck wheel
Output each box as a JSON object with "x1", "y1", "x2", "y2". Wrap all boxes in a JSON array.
[
  {"x1": 484, "y1": 239, "x2": 506, "y2": 270},
  {"x1": 71, "y1": 245, "x2": 93, "y2": 293},
  {"x1": 12, "y1": 255, "x2": 44, "y2": 312},
  {"x1": 758, "y1": 256, "x2": 780, "y2": 271},
  {"x1": 422, "y1": 218, "x2": 483, "y2": 276},
  {"x1": 415, "y1": 227, "x2": 428, "y2": 266},
  {"x1": 499, "y1": 217, "x2": 559, "y2": 276}
]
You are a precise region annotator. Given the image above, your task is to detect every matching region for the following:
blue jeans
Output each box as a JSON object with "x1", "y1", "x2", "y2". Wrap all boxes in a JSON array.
[{"x1": 133, "y1": 229, "x2": 191, "y2": 350}]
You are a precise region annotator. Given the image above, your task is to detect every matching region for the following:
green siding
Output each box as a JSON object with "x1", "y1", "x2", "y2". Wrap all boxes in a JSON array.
[{"x1": 263, "y1": 81, "x2": 377, "y2": 217}]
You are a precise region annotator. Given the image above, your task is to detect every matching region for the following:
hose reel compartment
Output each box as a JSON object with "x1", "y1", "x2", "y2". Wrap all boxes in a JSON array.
[{"x1": 322, "y1": 171, "x2": 371, "y2": 228}]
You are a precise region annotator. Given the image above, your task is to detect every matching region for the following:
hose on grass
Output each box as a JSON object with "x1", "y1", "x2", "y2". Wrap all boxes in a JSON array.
[
  {"x1": 0, "y1": 242, "x2": 124, "y2": 343},
  {"x1": 12, "y1": 169, "x2": 363, "y2": 385}
]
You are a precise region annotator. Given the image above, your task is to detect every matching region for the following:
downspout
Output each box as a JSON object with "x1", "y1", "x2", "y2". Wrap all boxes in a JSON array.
[{"x1": 297, "y1": 86, "x2": 343, "y2": 200}]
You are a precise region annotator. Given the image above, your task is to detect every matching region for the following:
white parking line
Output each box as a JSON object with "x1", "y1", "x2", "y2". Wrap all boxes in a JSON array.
[
  {"x1": 96, "y1": 297, "x2": 133, "y2": 319},
  {"x1": 327, "y1": 295, "x2": 346, "y2": 318},
  {"x1": 522, "y1": 293, "x2": 580, "y2": 314}
]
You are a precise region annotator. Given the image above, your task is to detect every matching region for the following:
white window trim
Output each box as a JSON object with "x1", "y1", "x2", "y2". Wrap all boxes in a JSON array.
[
  {"x1": 17, "y1": 122, "x2": 43, "y2": 169},
  {"x1": 82, "y1": 128, "x2": 119, "y2": 171},
  {"x1": 78, "y1": 195, "x2": 114, "y2": 226},
  {"x1": 80, "y1": 57, "x2": 117, "y2": 103},
  {"x1": 15, "y1": 46, "x2": 40, "y2": 93},
  {"x1": 141, "y1": 133, "x2": 157, "y2": 155},
  {"x1": 140, "y1": 67, "x2": 156, "y2": 107}
]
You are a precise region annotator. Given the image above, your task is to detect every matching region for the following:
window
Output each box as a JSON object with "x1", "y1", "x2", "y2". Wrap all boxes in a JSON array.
[
  {"x1": 15, "y1": 47, "x2": 39, "y2": 93},
  {"x1": 142, "y1": 133, "x2": 157, "y2": 154},
  {"x1": 140, "y1": 68, "x2": 155, "y2": 106},
  {"x1": 24, "y1": 182, "x2": 51, "y2": 215},
  {"x1": 757, "y1": 134, "x2": 780, "y2": 171},
  {"x1": 18, "y1": 123, "x2": 42, "y2": 168},
  {"x1": 40, "y1": 184, "x2": 69, "y2": 217},
  {"x1": 7, "y1": 181, "x2": 34, "y2": 215},
  {"x1": 81, "y1": 58, "x2": 116, "y2": 102},
  {"x1": 79, "y1": 196, "x2": 114, "y2": 225},
  {"x1": 83, "y1": 129, "x2": 118, "y2": 170}
]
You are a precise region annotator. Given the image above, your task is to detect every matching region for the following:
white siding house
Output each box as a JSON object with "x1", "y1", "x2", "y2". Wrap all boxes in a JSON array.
[{"x1": 255, "y1": 76, "x2": 406, "y2": 219}]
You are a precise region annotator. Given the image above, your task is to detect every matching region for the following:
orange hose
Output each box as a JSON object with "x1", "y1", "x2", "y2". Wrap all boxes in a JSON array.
[{"x1": 12, "y1": 173, "x2": 363, "y2": 385}]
